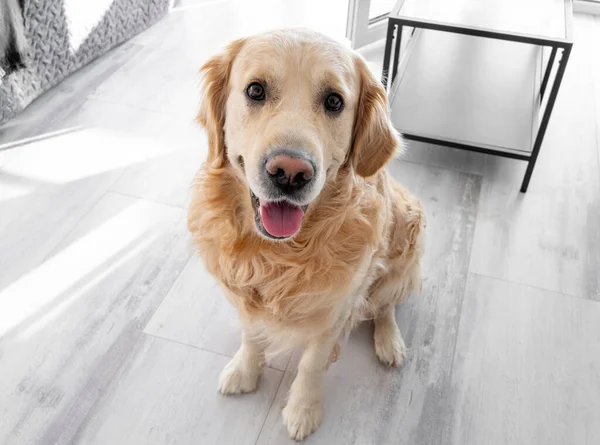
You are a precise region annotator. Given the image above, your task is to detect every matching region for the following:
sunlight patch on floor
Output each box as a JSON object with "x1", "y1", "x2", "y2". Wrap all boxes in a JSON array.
[
  {"x1": 1, "y1": 127, "x2": 189, "y2": 185},
  {"x1": 0, "y1": 200, "x2": 166, "y2": 339},
  {"x1": 0, "y1": 181, "x2": 36, "y2": 201}
]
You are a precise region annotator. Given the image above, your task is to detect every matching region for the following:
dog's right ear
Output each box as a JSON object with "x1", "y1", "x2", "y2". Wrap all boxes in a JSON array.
[{"x1": 197, "y1": 38, "x2": 246, "y2": 167}]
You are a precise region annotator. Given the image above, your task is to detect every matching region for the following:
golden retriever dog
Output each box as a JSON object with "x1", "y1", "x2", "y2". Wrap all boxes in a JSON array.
[{"x1": 188, "y1": 29, "x2": 425, "y2": 441}]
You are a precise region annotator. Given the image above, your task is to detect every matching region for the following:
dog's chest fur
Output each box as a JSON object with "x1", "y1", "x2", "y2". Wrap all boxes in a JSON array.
[{"x1": 188, "y1": 165, "x2": 390, "y2": 328}]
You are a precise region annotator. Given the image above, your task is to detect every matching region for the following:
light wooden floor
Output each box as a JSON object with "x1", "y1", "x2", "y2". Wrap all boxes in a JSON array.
[{"x1": 1, "y1": 2, "x2": 599, "y2": 444}]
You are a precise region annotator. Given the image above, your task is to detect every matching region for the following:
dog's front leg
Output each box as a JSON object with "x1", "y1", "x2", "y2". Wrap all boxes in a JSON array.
[
  {"x1": 282, "y1": 330, "x2": 339, "y2": 441},
  {"x1": 218, "y1": 328, "x2": 265, "y2": 395}
]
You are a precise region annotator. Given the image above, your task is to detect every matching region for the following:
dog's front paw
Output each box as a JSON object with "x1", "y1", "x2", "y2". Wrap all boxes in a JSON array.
[
  {"x1": 374, "y1": 323, "x2": 406, "y2": 368},
  {"x1": 218, "y1": 357, "x2": 261, "y2": 395},
  {"x1": 282, "y1": 399, "x2": 323, "y2": 441}
]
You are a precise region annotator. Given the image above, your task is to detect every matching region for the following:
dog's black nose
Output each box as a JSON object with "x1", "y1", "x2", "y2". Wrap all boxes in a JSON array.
[{"x1": 265, "y1": 152, "x2": 314, "y2": 193}]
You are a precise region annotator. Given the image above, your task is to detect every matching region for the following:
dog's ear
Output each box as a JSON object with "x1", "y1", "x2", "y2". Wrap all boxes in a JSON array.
[
  {"x1": 197, "y1": 38, "x2": 246, "y2": 167},
  {"x1": 347, "y1": 56, "x2": 401, "y2": 177}
]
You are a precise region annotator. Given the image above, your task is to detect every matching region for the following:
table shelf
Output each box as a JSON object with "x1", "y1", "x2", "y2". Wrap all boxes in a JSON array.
[{"x1": 388, "y1": 29, "x2": 544, "y2": 157}]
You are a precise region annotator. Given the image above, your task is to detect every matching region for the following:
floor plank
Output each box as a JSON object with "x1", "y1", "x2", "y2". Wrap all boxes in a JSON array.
[
  {"x1": 59, "y1": 98, "x2": 207, "y2": 208},
  {"x1": 145, "y1": 254, "x2": 291, "y2": 371},
  {"x1": 0, "y1": 193, "x2": 192, "y2": 445},
  {"x1": 446, "y1": 274, "x2": 600, "y2": 445},
  {"x1": 256, "y1": 160, "x2": 482, "y2": 444},
  {"x1": 468, "y1": 14, "x2": 600, "y2": 300},
  {"x1": 0, "y1": 130, "x2": 125, "y2": 290},
  {"x1": 0, "y1": 115, "x2": 196, "y2": 290},
  {"x1": 72, "y1": 335, "x2": 283, "y2": 445},
  {"x1": 109, "y1": 139, "x2": 204, "y2": 208}
]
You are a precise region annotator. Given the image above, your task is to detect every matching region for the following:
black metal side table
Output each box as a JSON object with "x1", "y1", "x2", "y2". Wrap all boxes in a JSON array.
[{"x1": 382, "y1": 0, "x2": 574, "y2": 192}]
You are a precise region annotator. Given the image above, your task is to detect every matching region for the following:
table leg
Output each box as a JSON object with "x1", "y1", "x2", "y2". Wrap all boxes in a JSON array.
[
  {"x1": 521, "y1": 45, "x2": 572, "y2": 193},
  {"x1": 540, "y1": 46, "x2": 557, "y2": 102},
  {"x1": 381, "y1": 20, "x2": 395, "y2": 90},
  {"x1": 391, "y1": 25, "x2": 403, "y2": 84}
]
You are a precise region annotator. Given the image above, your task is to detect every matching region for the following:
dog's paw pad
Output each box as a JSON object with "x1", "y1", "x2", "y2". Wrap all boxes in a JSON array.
[
  {"x1": 374, "y1": 330, "x2": 406, "y2": 368},
  {"x1": 218, "y1": 359, "x2": 260, "y2": 395},
  {"x1": 282, "y1": 401, "x2": 323, "y2": 441}
]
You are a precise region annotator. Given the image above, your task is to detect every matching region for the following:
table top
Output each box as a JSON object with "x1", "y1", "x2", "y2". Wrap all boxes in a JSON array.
[{"x1": 392, "y1": 0, "x2": 572, "y2": 42}]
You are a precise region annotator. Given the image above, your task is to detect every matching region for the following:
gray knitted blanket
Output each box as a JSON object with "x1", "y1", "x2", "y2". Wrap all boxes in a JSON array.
[{"x1": 0, "y1": 0, "x2": 170, "y2": 125}]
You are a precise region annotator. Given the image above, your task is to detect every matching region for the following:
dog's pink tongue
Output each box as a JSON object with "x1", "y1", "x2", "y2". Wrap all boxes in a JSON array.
[{"x1": 260, "y1": 200, "x2": 304, "y2": 238}]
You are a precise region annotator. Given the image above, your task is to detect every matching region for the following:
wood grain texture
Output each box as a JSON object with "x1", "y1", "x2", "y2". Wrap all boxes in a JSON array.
[
  {"x1": 446, "y1": 274, "x2": 600, "y2": 445},
  {"x1": 0, "y1": 193, "x2": 192, "y2": 445},
  {"x1": 145, "y1": 254, "x2": 291, "y2": 371},
  {"x1": 72, "y1": 335, "x2": 283, "y2": 445},
  {"x1": 256, "y1": 160, "x2": 482, "y2": 445}
]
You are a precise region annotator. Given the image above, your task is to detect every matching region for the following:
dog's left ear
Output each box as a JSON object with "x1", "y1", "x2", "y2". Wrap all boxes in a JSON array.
[
  {"x1": 347, "y1": 56, "x2": 401, "y2": 177},
  {"x1": 197, "y1": 38, "x2": 246, "y2": 167}
]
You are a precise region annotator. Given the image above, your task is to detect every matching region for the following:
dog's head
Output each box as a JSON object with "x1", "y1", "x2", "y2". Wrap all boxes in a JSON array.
[{"x1": 198, "y1": 29, "x2": 400, "y2": 241}]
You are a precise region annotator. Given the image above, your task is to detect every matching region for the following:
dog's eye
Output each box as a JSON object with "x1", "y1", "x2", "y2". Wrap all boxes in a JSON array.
[
  {"x1": 324, "y1": 93, "x2": 344, "y2": 112},
  {"x1": 246, "y1": 82, "x2": 265, "y2": 101}
]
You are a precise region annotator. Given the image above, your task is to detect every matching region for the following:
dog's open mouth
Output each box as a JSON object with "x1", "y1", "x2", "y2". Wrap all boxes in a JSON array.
[{"x1": 250, "y1": 191, "x2": 308, "y2": 239}]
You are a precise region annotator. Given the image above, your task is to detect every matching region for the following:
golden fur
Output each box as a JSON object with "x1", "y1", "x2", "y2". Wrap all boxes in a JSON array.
[{"x1": 188, "y1": 29, "x2": 425, "y2": 440}]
